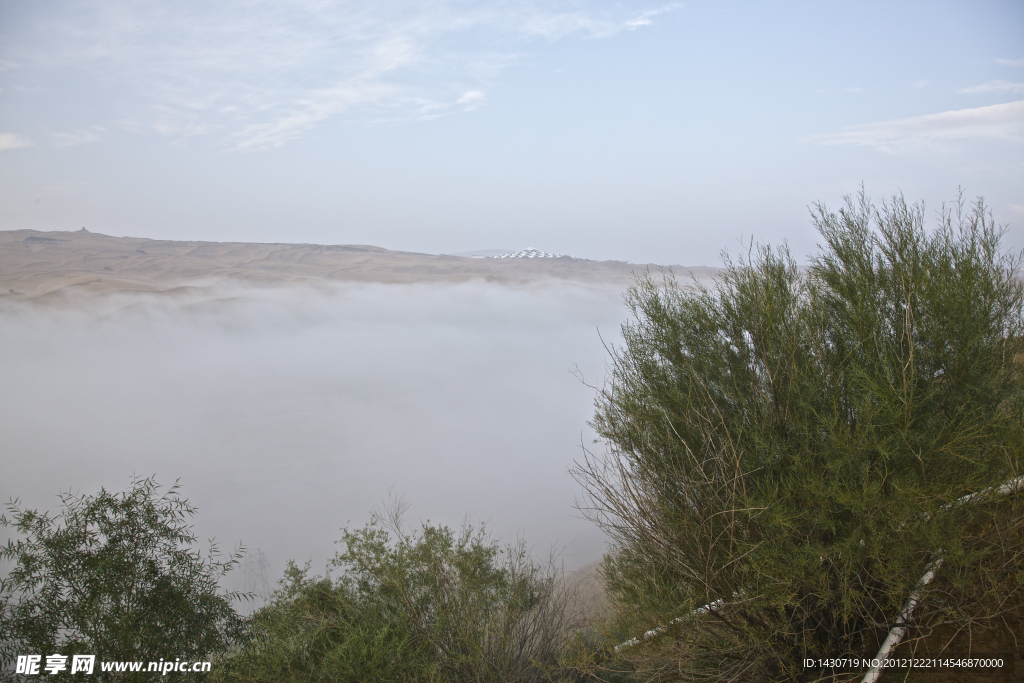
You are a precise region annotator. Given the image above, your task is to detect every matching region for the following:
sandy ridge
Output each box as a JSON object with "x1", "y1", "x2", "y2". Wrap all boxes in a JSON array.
[{"x1": 1, "y1": 229, "x2": 720, "y2": 302}]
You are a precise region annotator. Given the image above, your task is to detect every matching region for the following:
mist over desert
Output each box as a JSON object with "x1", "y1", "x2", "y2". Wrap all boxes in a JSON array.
[{"x1": 0, "y1": 228, "x2": 719, "y2": 592}]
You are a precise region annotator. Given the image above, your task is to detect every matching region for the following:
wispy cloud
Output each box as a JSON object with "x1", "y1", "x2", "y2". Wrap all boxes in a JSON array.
[
  {"x1": 52, "y1": 129, "x2": 103, "y2": 147},
  {"x1": 522, "y1": 5, "x2": 678, "y2": 39},
  {"x1": 0, "y1": 133, "x2": 33, "y2": 151},
  {"x1": 995, "y1": 57, "x2": 1024, "y2": 67},
  {"x1": 912, "y1": 79, "x2": 929, "y2": 89},
  {"x1": 457, "y1": 90, "x2": 486, "y2": 108},
  {"x1": 958, "y1": 80, "x2": 1024, "y2": 95},
  {"x1": 5, "y1": 1, "x2": 676, "y2": 151},
  {"x1": 233, "y1": 82, "x2": 398, "y2": 150},
  {"x1": 804, "y1": 100, "x2": 1024, "y2": 151}
]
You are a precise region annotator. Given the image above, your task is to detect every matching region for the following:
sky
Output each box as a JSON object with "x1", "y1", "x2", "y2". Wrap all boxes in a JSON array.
[{"x1": 1, "y1": 0, "x2": 1022, "y2": 265}]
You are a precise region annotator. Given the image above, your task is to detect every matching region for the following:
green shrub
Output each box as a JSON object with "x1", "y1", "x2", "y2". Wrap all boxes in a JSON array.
[
  {"x1": 0, "y1": 477, "x2": 246, "y2": 682},
  {"x1": 218, "y1": 503, "x2": 580, "y2": 683},
  {"x1": 573, "y1": 190, "x2": 1024, "y2": 681}
]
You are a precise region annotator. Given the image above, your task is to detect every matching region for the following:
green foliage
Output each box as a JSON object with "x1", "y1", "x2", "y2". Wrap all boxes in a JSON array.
[
  {"x1": 215, "y1": 560, "x2": 417, "y2": 682},
  {"x1": 573, "y1": 190, "x2": 1024, "y2": 681},
  {"x1": 217, "y1": 505, "x2": 579, "y2": 683},
  {"x1": 0, "y1": 476, "x2": 246, "y2": 682}
]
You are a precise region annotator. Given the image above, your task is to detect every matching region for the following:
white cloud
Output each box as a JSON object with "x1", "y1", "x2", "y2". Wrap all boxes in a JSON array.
[
  {"x1": 805, "y1": 100, "x2": 1024, "y2": 151},
  {"x1": 958, "y1": 80, "x2": 1024, "y2": 95},
  {"x1": 843, "y1": 87, "x2": 864, "y2": 93},
  {"x1": 5, "y1": 1, "x2": 676, "y2": 151},
  {"x1": 912, "y1": 79, "x2": 929, "y2": 89},
  {"x1": 995, "y1": 58, "x2": 1024, "y2": 67},
  {"x1": 522, "y1": 5, "x2": 678, "y2": 39},
  {"x1": 233, "y1": 82, "x2": 397, "y2": 150},
  {"x1": 625, "y1": 7, "x2": 679, "y2": 29},
  {"x1": 52, "y1": 130, "x2": 102, "y2": 147},
  {"x1": 457, "y1": 90, "x2": 485, "y2": 108},
  {"x1": 0, "y1": 133, "x2": 33, "y2": 151}
]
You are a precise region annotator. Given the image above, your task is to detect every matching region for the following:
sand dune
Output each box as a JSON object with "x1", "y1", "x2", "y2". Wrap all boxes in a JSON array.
[{"x1": 0, "y1": 228, "x2": 719, "y2": 302}]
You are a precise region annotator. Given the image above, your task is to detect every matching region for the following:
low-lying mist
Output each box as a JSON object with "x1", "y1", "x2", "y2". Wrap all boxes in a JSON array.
[{"x1": 0, "y1": 279, "x2": 630, "y2": 594}]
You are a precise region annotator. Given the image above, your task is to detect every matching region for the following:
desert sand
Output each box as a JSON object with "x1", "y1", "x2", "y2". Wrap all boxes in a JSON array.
[{"x1": 0, "y1": 228, "x2": 719, "y2": 303}]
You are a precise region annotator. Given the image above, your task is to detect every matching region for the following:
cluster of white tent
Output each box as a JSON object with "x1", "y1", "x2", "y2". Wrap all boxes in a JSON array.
[{"x1": 488, "y1": 248, "x2": 567, "y2": 259}]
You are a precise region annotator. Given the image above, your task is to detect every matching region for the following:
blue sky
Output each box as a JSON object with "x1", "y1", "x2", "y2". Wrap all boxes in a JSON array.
[{"x1": 1, "y1": 0, "x2": 1022, "y2": 264}]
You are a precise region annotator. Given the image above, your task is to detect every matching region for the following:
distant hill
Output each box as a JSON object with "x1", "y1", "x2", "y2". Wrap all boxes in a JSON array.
[{"x1": 0, "y1": 229, "x2": 721, "y2": 302}]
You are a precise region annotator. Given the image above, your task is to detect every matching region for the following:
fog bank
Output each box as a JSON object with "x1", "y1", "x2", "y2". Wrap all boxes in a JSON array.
[{"x1": 0, "y1": 280, "x2": 629, "y2": 590}]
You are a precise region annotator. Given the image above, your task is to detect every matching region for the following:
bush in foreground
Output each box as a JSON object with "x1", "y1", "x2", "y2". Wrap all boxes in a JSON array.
[
  {"x1": 0, "y1": 477, "x2": 246, "y2": 682},
  {"x1": 573, "y1": 191, "x2": 1024, "y2": 681},
  {"x1": 218, "y1": 502, "x2": 582, "y2": 683}
]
